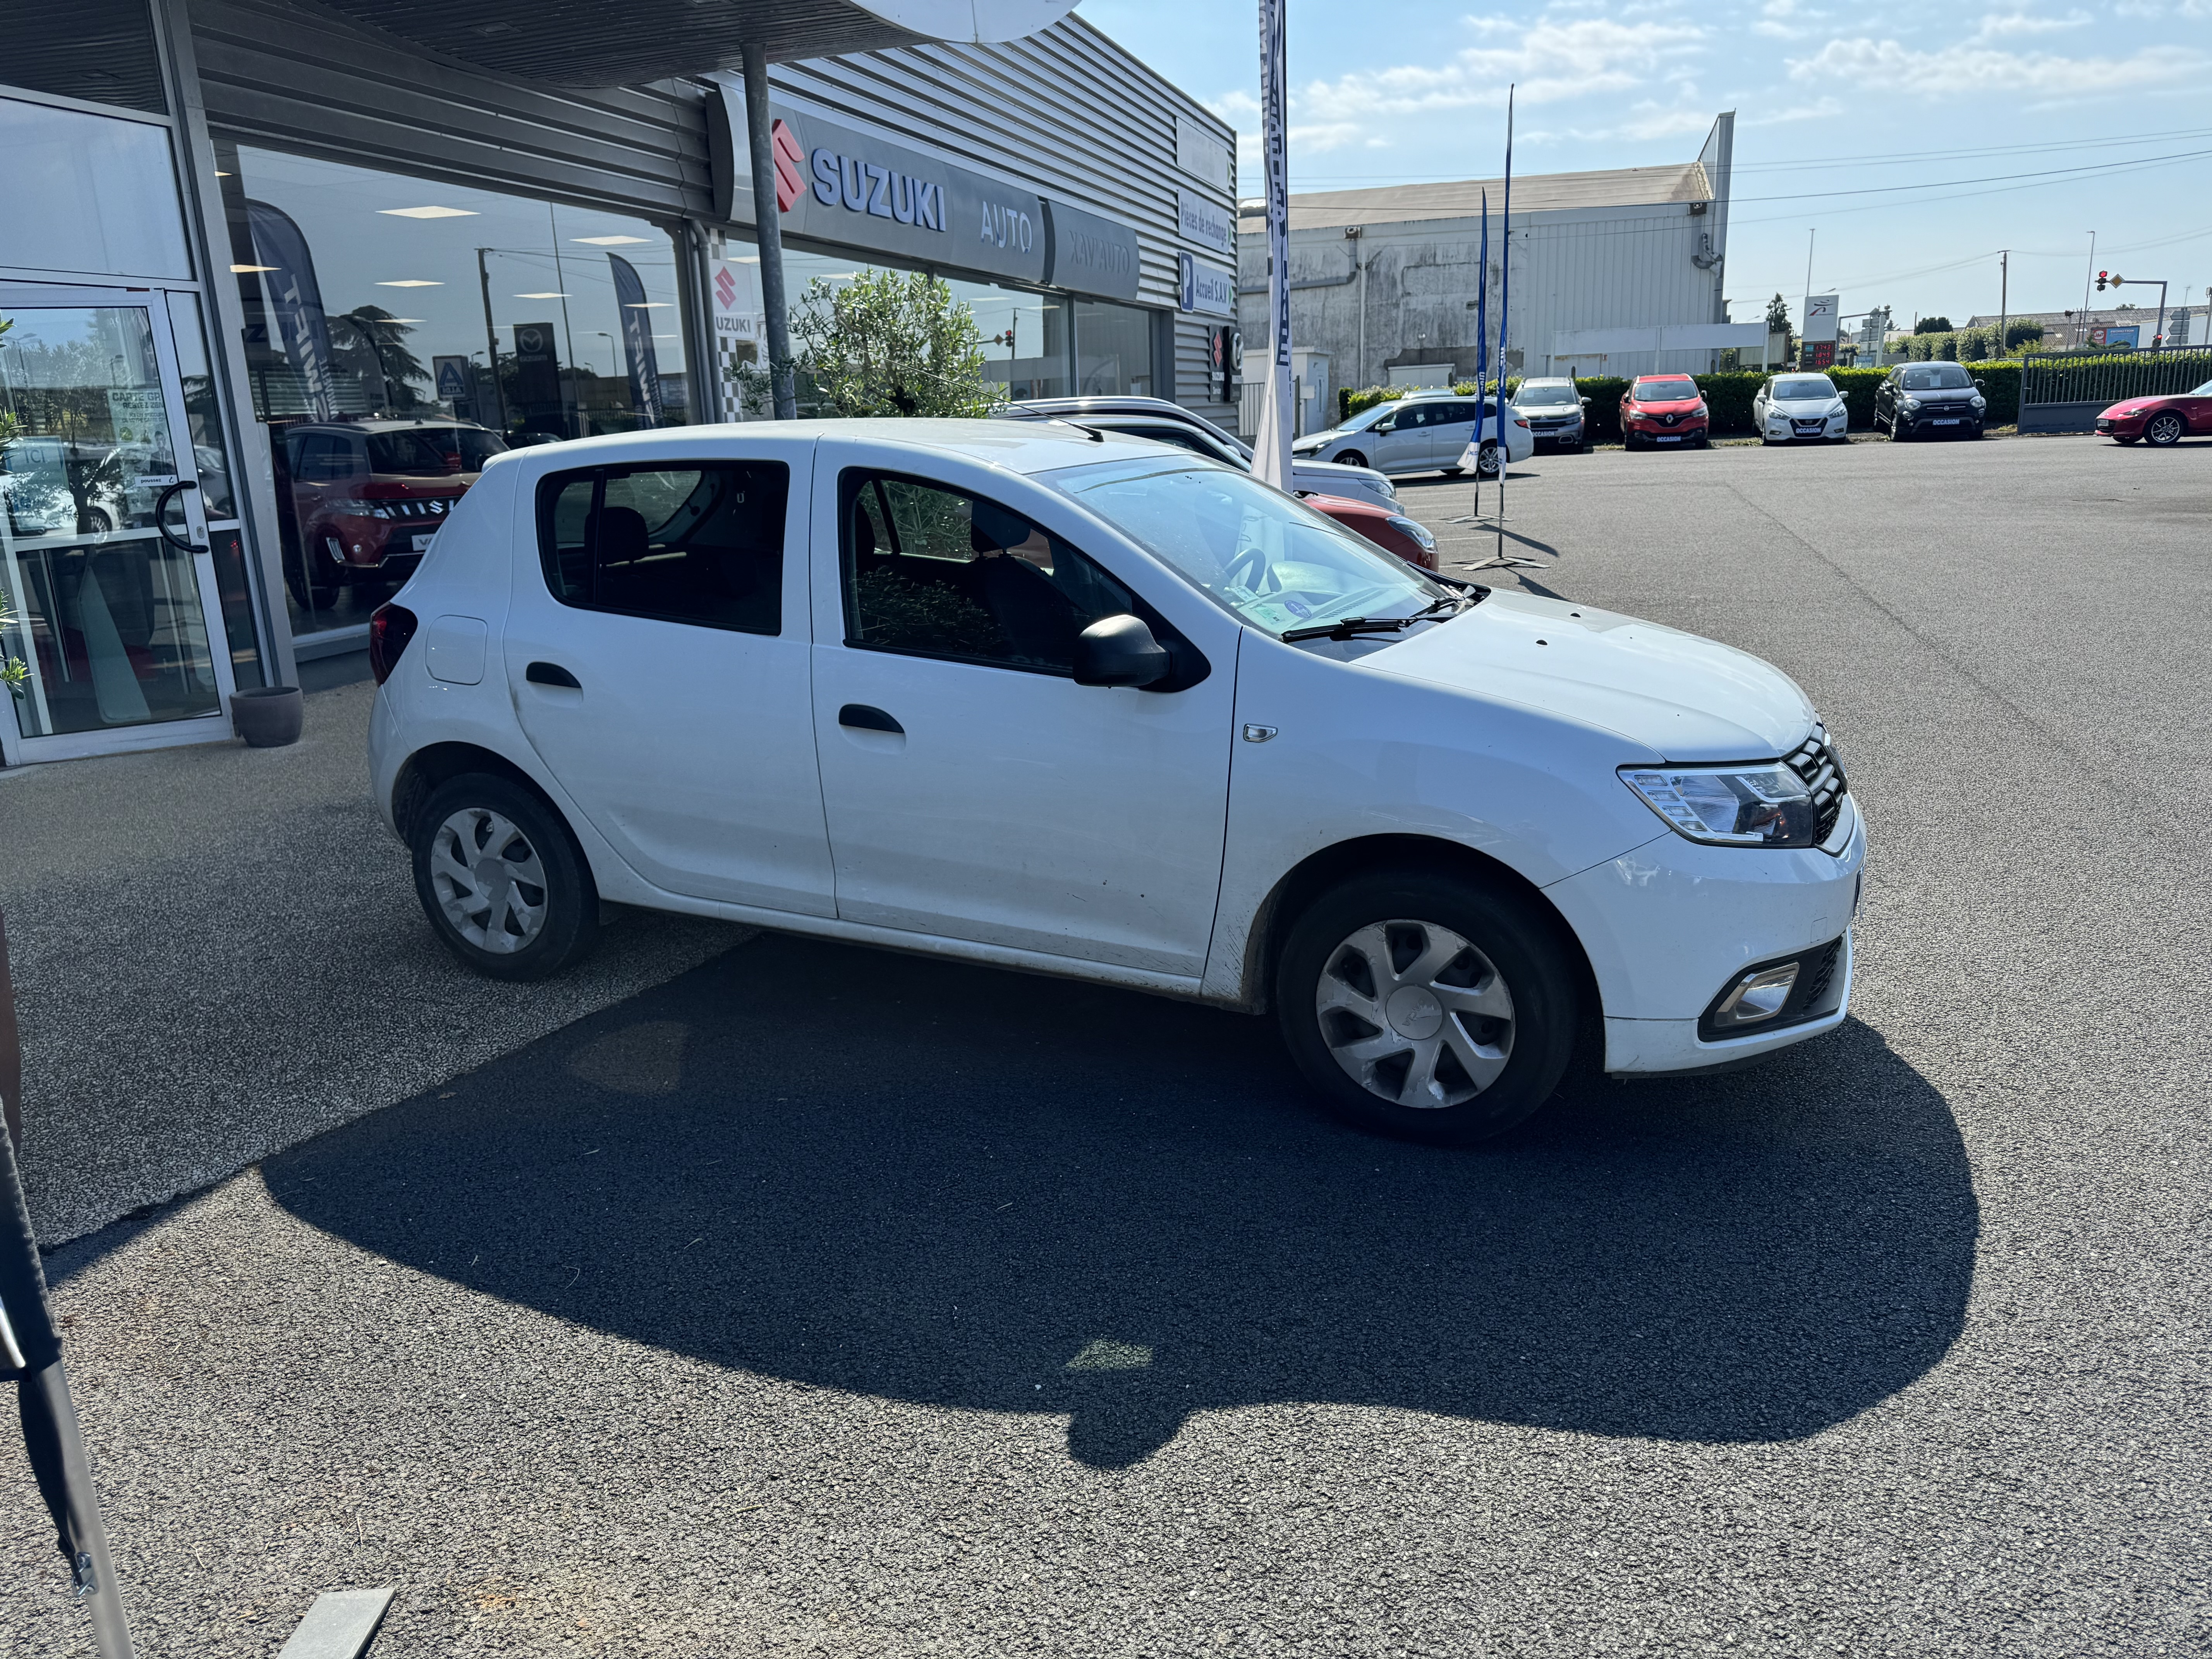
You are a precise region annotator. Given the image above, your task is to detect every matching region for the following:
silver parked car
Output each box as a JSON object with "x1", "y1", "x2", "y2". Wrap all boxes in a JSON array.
[
  {"x1": 1294, "y1": 388, "x2": 1534, "y2": 478},
  {"x1": 1510, "y1": 378, "x2": 1589, "y2": 450},
  {"x1": 995, "y1": 396, "x2": 1400, "y2": 510}
]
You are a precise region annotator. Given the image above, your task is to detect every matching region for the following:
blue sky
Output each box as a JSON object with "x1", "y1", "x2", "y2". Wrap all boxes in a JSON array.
[{"x1": 1078, "y1": 0, "x2": 2212, "y2": 331}]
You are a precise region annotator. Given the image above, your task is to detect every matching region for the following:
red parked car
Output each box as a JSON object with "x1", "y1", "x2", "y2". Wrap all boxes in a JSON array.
[
  {"x1": 277, "y1": 418, "x2": 509, "y2": 607},
  {"x1": 2096, "y1": 379, "x2": 2212, "y2": 447},
  {"x1": 1301, "y1": 491, "x2": 1439, "y2": 570},
  {"x1": 1619, "y1": 376, "x2": 1710, "y2": 450}
]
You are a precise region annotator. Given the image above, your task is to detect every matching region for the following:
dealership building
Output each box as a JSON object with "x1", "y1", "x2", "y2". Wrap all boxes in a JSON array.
[
  {"x1": 0, "y1": 0, "x2": 1239, "y2": 767},
  {"x1": 1235, "y1": 115, "x2": 1748, "y2": 429}
]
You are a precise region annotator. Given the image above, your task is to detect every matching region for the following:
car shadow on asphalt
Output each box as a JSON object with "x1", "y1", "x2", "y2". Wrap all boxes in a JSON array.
[{"x1": 266, "y1": 934, "x2": 1976, "y2": 1470}]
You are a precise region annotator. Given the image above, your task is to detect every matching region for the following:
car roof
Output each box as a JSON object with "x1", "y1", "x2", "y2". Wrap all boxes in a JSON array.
[
  {"x1": 1000, "y1": 396, "x2": 1249, "y2": 448},
  {"x1": 495, "y1": 417, "x2": 1192, "y2": 479}
]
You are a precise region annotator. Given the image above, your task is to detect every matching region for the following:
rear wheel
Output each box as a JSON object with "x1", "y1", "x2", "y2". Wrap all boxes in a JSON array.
[
  {"x1": 2145, "y1": 412, "x2": 2186, "y2": 447},
  {"x1": 1474, "y1": 440, "x2": 1499, "y2": 477},
  {"x1": 1275, "y1": 870, "x2": 1578, "y2": 1145},
  {"x1": 410, "y1": 773, "x2": 600, "y2": 981}
]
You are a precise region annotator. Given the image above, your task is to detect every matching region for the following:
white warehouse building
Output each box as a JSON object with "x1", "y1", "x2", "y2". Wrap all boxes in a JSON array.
[{"x1": 1237, "y1": 114, "x2": 1754, "y2": 426}]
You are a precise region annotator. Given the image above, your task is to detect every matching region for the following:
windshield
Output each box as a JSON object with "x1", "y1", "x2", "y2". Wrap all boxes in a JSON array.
[
  {"x1": 2190, "y1": 378, "x2": 2212, "y2": 396},
  {"x1": 1900, "y1": 365, "x2": 1972, "y2": 391},
  {"x1": 365, "y1": 427, "x2": 508, "y2": 475},
  {"x1": 1773, "y1": 377, "x2": 1836, "y2": 400},
  {"x1": 1048, "y1": 458, "x2": 1447, "y2": 637},
  {"x1": 1515, "y1": 384, "x2": 1577, "y2": 407},
  {"x1": 1633, "y1": 380, "x2": 1698, "y2": 402}
]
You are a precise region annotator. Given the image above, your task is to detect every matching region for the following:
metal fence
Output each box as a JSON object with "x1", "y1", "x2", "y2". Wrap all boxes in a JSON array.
[{"x1": 2021, "y1": 345, "x2": 2212, "y2": 409}]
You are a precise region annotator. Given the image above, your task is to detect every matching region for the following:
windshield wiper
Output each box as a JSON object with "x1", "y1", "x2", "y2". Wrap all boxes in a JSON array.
[{"x1": 1279, "y1": 589, "x2": 1482, "y2": 643}]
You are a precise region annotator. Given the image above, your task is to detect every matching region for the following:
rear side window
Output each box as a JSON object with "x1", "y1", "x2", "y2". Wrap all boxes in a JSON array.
[
  {"x1": 537, "y1": 461, "x2": 788, "y2": 635},
  {"x1": 839, "y1": 469, "x2": 1140, "y2": 674}
]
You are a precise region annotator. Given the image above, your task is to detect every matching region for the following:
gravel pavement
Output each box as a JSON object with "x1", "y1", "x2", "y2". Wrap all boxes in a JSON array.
[{"x1": 2, "y1": 433, "x2": 2207, "y2": 1657}]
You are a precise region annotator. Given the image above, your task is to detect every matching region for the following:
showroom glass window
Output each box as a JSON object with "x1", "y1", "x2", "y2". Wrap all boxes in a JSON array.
[{"x1": 217, "y1": 144, "x2": 691, "y2": 641}]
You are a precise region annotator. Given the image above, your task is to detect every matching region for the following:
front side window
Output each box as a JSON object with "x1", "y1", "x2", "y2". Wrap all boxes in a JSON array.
[
  {"x1": 841, "y1": 471, "x2": 1140, "y2": 674},
  {"x1": 538, "y1": 462, "x2": 787, "y2": 634},
  {"x1": 1048, "y1": 458, "x2": 1446, "y2": 638}
]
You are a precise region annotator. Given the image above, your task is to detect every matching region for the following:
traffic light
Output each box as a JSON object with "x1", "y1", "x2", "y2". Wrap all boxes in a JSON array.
[{"x1": 2096, "y1": 271, "x2": 2108, "y2": 290}]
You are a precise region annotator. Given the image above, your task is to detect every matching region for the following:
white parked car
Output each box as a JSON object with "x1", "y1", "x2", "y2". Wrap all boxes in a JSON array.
[
  {"x1": 369, "y1": 421, "x2": 1864, "y2": 1144},
  {"x1": 1295, "y1": 390, "x2": 1535, "y2": 479},
  {"x1": 1754, "y1": 373, "x2": 1850, "y2": 445}
]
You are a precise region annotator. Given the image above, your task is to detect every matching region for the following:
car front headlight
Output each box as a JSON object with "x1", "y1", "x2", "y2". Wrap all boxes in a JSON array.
[
  {"x1": 1375, "y1": 478, "x2": 1396, "y2": 498},
  {"x1": 1899, "y1": 397, "x2": 1921, "y2": 413},
  {"x1": 1620, "y1": 763, "x2": 1819, "y2": 848},
  {"x1": 1385, "y1": 514, "x2": 1436, "y2": 551},
  {"x1": 1971, "y1": 396, "x2": 1986, "y2": 409}
]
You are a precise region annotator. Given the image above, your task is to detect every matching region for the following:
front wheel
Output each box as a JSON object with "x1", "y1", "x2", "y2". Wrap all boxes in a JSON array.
[
  {"x1": 1889, "y1": 418, "x2": 1911, "y2": 442},
  {"x1": 1334, "y1": 450, "x2": 1368, "y2": 471},
  {"x1": 411, "y1": 773, "x2": 600, "y2": 981},
  {"x1": 1276, "y1": 870, "x2": 1578, "y2": 1145},
  {"x1": 2145, "y1": 412, "x2": 2186, "y2": 447}
]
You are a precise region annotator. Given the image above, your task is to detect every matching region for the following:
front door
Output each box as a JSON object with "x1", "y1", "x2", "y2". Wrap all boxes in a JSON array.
[
  {"x1": 501, "y1": 438, "x2": 836, "y2": 917},
  {"x1": 1371, "y1": 404, "x2": 1434, "y2": 474},
  {"x1": 0, "y1": 289, "x2": 235, "y2": 763},
  {"x1": 808, "y1": 457, "x2": 1233, "y2": 979}
]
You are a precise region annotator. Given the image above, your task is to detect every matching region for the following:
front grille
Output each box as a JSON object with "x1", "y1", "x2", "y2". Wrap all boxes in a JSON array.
[
  {"x1": 1783, "y1": 725, "x2": 1848, "y2": 844},
  {"x1": 1796, "y1": 937, "x2": 1843, "y2": 1012}
]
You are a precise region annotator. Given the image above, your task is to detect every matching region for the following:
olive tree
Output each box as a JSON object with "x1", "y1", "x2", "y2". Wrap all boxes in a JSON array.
[{"x1": 770, "y1": 268, "x2": 1000, "y2": 419}]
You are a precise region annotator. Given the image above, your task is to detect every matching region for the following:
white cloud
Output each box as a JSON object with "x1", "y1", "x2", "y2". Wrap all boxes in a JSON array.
[
  {"x1": 1786, "y1": 36, "x2": 2205, "y2": 93},
  {"x1": 1286, "y1": 16, "x2": 1707, "y2": 142},
  {"x1": 1970, "y1": 9, "x2": 2091, "y2": 40}
]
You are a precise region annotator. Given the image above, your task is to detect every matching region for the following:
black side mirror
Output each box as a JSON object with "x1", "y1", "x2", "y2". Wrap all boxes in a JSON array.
[{"x1": 1073, "y1": 614, "x2": 1169, "y2": 688}]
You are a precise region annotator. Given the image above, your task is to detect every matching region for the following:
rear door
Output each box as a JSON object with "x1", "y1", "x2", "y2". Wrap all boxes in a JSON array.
[
  {"x1": 502, "y1": 434, "x2": 835, "y2": 916},
  {"x1": 1429, "y1": 400, "x2": 1478, "y2": 466}
]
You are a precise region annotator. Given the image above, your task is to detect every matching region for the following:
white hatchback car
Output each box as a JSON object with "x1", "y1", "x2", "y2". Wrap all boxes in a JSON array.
[
  {"x1": 369, "y1": 420, "x2": 1864, "y2": 1143},
  {"x1": 1754, "y1": 373, "x2": 1850, "y2": 444}
]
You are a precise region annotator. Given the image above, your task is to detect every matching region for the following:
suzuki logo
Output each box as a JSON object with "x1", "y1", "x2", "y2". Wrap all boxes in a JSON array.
[
  {"x1": 713, "y1": 266, "x2": 738, "y2": 308},
  {"x1": 811, "y1": 145, "x2": 945, "y2": 230},
  {"x1": 770, "y1": 119, "x2": 805, "y2": 214}
]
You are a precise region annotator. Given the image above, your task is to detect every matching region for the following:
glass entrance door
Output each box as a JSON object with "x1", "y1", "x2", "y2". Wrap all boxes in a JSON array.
[{"x1": 0, "y1": 288, "x2": 236, "y2": 763}]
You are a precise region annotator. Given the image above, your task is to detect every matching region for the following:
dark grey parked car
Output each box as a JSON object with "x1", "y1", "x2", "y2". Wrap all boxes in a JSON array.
[{"x1": 1874, "y1": 363, "x2": 1989, "y2": 440}]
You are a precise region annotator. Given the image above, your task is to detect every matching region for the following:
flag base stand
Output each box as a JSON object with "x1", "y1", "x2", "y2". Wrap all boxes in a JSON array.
[{"x1": 276, "y1": 1589, "x2": 395, "y2": 1658}]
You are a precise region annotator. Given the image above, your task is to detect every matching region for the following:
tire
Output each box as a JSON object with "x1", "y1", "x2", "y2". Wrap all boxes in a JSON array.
[
  {"x1": 81, "y1": 507, "x2": 115, "y2": 536},
  {"x1": 410, "y1": 773, "x2": 600, "y2": 981},
  {"x1": 2144, "y1": 412, "x2": 2185, "y2": 447},
  {"x1": 1274, "y1": 869, "x2": 1579, "y2": 1145},
  {"x1": 1474, "y1": 440, "x2": 1500, "y2": 477},
  {"x1": 1335, "y1": 450, "x2": 1367, "y2": 471},
  {"x1": 1889, "y1": 418, "x2": 1911, "y2": 442}
]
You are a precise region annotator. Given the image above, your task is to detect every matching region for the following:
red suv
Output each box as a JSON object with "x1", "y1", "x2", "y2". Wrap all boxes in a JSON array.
[
  {"x1": 278, "y1": 419, "x2": 508, "y2": 606},
  {"x1": 1620, "y1": 376, "x2": 1710, "y2": 450}
]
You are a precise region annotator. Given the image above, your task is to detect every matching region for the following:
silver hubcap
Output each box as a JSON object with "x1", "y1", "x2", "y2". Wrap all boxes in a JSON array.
[
  {"x1": 2149, "y1": 415, "x2": 2182, "y2": 443},
  {"x1": 1315, "y1": 919, "x2": 1514, "y2": 1109},
  {"x1": 430, "y1": 807, "x2": 549, "y2": 954}
]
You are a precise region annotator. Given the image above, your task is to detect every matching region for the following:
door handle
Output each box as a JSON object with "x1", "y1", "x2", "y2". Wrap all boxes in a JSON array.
[
  {"x1": 838, "y1": 703, "x2": 902, "y2": 735},
  {"x1": 152, "y1": 479, "x2": 208, "y2": 555},
  {"x1": 526, "y1": 661, "x2": 581, "y2": 689}
]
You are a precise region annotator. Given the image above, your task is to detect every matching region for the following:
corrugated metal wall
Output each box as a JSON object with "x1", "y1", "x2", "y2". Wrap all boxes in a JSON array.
[
  {"x1": 190, "y1": 0, "x2": 713, "y2": 218},
  {"x1": 764, "y1": 19, "x2": 1236, "y2": 417},
  {"x1": 189, "y1": 2, "x2": 1236, "y2": 416}
]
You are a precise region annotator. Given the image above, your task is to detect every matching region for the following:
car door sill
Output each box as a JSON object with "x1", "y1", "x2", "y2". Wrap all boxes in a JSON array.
[{"x1": 604, "y1": 879, "x2": 1224, "y2": 1005}]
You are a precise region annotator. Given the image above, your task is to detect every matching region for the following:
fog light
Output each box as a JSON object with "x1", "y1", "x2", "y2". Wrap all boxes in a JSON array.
[{"x1": 1712, "y1": 962, "x2": 1799, "y2": 1027}]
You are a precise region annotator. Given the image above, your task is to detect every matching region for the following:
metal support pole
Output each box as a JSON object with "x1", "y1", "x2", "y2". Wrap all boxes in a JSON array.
[
  {"x1": 1997, "y1": 250, "x2": 2008, "y2": 359},
  {"x1": 742, "y1": 43, "x2": 797, "y2": 421},
  {"x1": 475, "y1": 249, "x2": 508, "y2": 434}
]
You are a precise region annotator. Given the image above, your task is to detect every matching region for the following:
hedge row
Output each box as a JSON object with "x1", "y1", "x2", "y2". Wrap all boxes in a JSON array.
[{"x1": 1337, "y1": 362, "x2": 2023, "y2": 439}]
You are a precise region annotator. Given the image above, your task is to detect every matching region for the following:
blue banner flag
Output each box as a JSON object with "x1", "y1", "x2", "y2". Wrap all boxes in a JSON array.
[{"x1": 608, "y1": 254, "x2": 666, "y2": 428}]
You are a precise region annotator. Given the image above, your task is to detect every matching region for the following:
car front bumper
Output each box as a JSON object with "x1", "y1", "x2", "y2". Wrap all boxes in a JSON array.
[
  {"x1": 1625, "y1": 422, "x2": 1707, "y2": 443},
  {"x1": 1766, "y1": 414, "x2": 1848, "y2": 440},
  {"x1": 2095, "y1": 414, "x2": 2146, "y2": 436},
  {"x1": 1544, "y1": 794, "x2": 1867, "y2": 1075},
  {"x1": 1898, "y1": 410, "x2": 1984, "y2": 434}
]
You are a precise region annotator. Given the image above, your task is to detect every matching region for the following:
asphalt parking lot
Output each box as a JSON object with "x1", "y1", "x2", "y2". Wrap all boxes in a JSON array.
[{"x1": 4, "y1": 432, "x2": 2208, "y2": 1657}]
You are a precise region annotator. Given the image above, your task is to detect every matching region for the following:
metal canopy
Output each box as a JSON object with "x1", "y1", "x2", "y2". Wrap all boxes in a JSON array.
[{"x1": 303, "y1": 0, "x2": 1079, "y2": 86}]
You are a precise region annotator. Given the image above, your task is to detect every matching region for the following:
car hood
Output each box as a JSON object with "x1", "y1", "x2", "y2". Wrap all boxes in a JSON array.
[
  {"x1": 1369, "y1": 591, "x2": 1816, "y2": 761},
  {"x1": 2102, "y1": 398, "x2": 2163, "y2": 417},
  {"x1": 1899, "y1": 386, "x2": 1976, "y2": 399}
]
